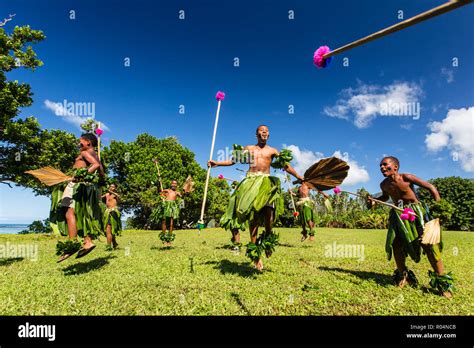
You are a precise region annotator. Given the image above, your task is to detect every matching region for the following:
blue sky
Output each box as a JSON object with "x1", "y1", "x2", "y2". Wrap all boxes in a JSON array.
[{"x1": 1, "y1": 0, "x2": 473, "y2": 223}]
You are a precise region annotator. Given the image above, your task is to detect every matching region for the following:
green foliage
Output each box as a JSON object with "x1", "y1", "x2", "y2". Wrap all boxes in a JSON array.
[
  {"x1": 102, "y1": 134, "x2": 230, "y2": 228},
  {"x1": 1, "y1": 24, "x2": 78, "y2": 195},
  {"x1": 429, "y1": 199, "x2": 455, "y2": 226},
  {"x1": 417, "y1": 177, "x2": 474, "y2": 231},
  {"x1": 19, "y1": 219, "x2": 52, "y2": 234},
  {"x1": 80, "y1": 119, "x2": 100, "y2": 133}
]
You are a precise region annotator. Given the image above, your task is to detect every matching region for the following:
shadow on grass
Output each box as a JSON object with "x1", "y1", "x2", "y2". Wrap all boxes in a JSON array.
[
  {"x1": 204, "y1": 259, "x2": 261, "y2": 278},
  {"x1": 62, "y1": 255, "x2": 117, "y2": 276},
  {"x1": 318, "y1": 266, "x2": 394, "y2": 287},
  {"x1": 230, "y1": 292, "x2": 251, "y2": 315},
  {"x1": 150, "y1": 245, "x2": 175, "y2": 251},
  {"x1": 278, "y1": 243, "x2": 297, "y2": 248},
  {"x1": 0, "y1": 257, "x2": 24, "y2": 266}
]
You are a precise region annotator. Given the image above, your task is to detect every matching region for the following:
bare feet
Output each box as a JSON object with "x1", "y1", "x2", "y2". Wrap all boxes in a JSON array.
[
  {"x1": 254, "y1": 259, "x2": 264, "y2": 271},
  {"x1": 442, "y1": 291, "x2": 453, "y2": 299},
  {"x1": 309, "y1": 236, "x2": 315, "y2": 241},
  {"x1": 398, "y1": 273, "x2": 408, "y2": 288}
]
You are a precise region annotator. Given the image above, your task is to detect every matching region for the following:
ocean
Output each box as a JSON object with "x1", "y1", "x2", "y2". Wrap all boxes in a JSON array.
[{"x1": 0, "y1": 224, "x2": 29, "y2": 234}]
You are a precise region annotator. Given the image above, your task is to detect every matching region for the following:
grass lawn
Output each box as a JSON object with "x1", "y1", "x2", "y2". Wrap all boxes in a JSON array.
[{"x1": 0, "y1": 228, "x2": 472, "y2": 315}]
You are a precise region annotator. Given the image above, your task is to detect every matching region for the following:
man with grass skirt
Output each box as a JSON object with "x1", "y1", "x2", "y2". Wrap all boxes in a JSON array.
[
  {"x1": 372, "y1": 156, "x2": 454, "y2": 298},
  {"x1": 209, "y1": 125, "x2": 303, "y2": 271},
  {"x1": 101, "y1": 183, "x2": 122, "y2": 250},
  {"x1": 50, "y1": 133, "x2": 104, "y2": 262},
  {"x1": 151, "y1": 180, "x2": 182, "y2": 246}
]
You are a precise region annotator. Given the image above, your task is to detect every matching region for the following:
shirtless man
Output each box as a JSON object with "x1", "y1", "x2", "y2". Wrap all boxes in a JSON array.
[
  {"x1": 210, "y1": 125, "x2": 303, "y2": 270},
  {"x1": 374, "y1": 156, "x2": 453, "y2": 298},
  {"x1": 55, "y1": 133, "x2": 104, "y2": 262},
  {"x1": 159, "y1": 180, "x2": 183, "y2": 236},
  {"x1": 102, "y1": 183, "x2": 121, "y2": 250}
]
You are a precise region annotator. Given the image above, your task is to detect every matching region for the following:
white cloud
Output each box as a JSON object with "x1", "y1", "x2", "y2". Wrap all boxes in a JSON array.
[
  {"x1": 425, "y1": 107, "x2": 474, "y2": 172},
  {"x1": 44, "y1": 99, "x2": 109, "y2": 131},
  {"x1": 440, "y1": 68, "x2": 454, "y2": 84},
  {"x1": 284, "y1": 145, "x2": 369, "y2": 187},
  {"x1": 324, "y1": 81, "x2": 423, "y2": 128}
]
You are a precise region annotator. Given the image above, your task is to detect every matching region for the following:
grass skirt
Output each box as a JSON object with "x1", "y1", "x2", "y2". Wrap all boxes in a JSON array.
[
  {"x1": 386, "y1": 202, "x2": 442, "y2": 262},
  {"x1": 49, "y1": 182, "x2": 103, "y2": 239},
  {"x1": 220, "y1": 172, "x2": 283, "y2": 229}
]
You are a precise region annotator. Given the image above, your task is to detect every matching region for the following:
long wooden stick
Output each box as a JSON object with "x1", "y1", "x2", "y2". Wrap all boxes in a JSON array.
[
  {"x1": 342, "y1": 190, "x2": 402, "y2": 212},
  {"x1": 198, "y1": 98, "x2": 223, "y2": 227},
  {"x1": 285, "y1": 175, "x2": 298, "y2": 215},
  {"x1": 323, "y1": 0, "x2": 473, "y2": 59},
  {"x1": 97, "y1": 122, "x2": 101, "y2": 161},
  {"x1": 153, "y1": 159, "x2": 164, "y2": 191}
]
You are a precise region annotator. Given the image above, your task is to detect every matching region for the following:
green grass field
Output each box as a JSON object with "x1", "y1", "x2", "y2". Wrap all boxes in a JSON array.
[{"x1": 0, "y1": 228, "x2": 472, "y2": 315}]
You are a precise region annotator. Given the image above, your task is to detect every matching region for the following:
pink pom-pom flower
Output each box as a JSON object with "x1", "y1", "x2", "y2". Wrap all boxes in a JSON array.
[
  {"x1": 216, "y1": 91, "x2": 225, "y2": 101},
  {"x1": 400, "y1": 208, "x2": 416, "y2": 222},
  {"x1": 333, "y1": 186, "x2": 342, "y2": 195},
  {"x1": 95, "y1": 128, "x2": 103, "y2": 136},
  {"x1": 313, "y1": 45, "x2": 332, "y2": 69},
  {"x1": 218, "y1": 174, "x2": 224, "y2": 179}
]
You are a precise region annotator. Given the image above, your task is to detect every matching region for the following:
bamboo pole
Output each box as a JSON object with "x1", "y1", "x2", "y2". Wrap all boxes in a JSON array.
[
  {"x1": 198, "y1": 94, "x2": 224, "y2": 231},
  {"x1": 153, "y1": 159, "x2": 164, "y2": 192},
  {"x1": 323, "y1": 0, "x2": 473, "y2": 59}
]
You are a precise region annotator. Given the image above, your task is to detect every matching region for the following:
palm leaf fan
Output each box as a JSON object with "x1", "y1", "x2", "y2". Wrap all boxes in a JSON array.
[
  {"x1": 301, "y1": 157, "x2": 350, "y2": 191},
  {"x1": 183, "y1": 175, "x2": 195, "y2": 193},
  {"x1": 421, "y1": 218, "x2": 441, "y2": 245},
  {"x1": 25, "y1": 167, "x2": 73, "y2": 186}
]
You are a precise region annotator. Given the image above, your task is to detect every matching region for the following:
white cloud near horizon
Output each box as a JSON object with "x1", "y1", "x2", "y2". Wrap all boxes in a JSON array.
[
  {"x1": 425, "y1": 107, "x2": 474, "y2": 172},
  {"x1": 323, "y1": 81, "x2": 423, "y2": 128},
  {"x1": 44, "y1": 99, "x2": 109, "y2": 131},
  {"x1": 284, "y1": 145, "x2": 370, "y2": 187}
]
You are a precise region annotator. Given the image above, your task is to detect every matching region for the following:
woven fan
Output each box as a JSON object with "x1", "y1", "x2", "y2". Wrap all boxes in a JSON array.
[
  {"x1": 25, "y1": 167, "x2": 73, "y2": 186},
  {"x1": 183, "y1": 175, "x2": 195, "y2": 193},
  {"x1": 421, "y1": 218, "x2": 441, "y2": 245},
  {"x1": 297, "y1": 157, "x2": 350, "y2": 191}
]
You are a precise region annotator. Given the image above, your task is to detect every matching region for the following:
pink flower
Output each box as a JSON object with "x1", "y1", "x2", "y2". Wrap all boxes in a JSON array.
[
  {"x1": 218, "y1": 174, "x2": 224, "y2": 179},
  {"x1": 400, "y1": 208, "x2": 416, "y2": 222},
  {"x1": 95, "y1": 128, "x2": 103, "y2": 136},
  {"x1": 333, "y1": 186, "x2": 341, "y2": 195},
  {"x1": 313, "y1": 45, "x2": 332, "y2": 68},
  {"x1": 216, "y1": 91, "x2": 225, "y2": 101}
]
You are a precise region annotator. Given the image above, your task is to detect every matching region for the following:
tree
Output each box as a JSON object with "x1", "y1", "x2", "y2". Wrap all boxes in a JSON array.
[
  {"x1": 19, "y1": 218, "x2": 52, "y2": 234},
  {"x1": 1, "y1": 23, "x2": 78, "y2": 195},
  {"x1": 417, "y1": 177, "x2": 474, "y2": 231},
  {"x1": 102, "y1": 134, "x2": 230, "y2": 228}
]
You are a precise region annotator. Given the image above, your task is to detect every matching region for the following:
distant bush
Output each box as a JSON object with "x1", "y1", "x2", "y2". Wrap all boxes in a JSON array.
[{"x1": 19, "y1": 219, "x2": 52, "y2": 234}]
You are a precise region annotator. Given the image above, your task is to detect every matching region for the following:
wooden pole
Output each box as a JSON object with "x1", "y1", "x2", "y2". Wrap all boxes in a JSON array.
[
  {"x1": 342, "y1": 190, "x2": 403, "y2": 212},
  {"x1": 285, "y1": 175, "x2": 298, "y2": 215},
  {"x1": 97, "y1": 122, "x2": 101, "y2": 161},
  {"x1": 198, "y1": 98, "x2": 223, "y2": 228},
  {"x1": 323, "y1": 0, "x2": 473, "y2": 59},
  {"x1": 153, "y1": 159, "x2": 164, "y2": 192}
]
